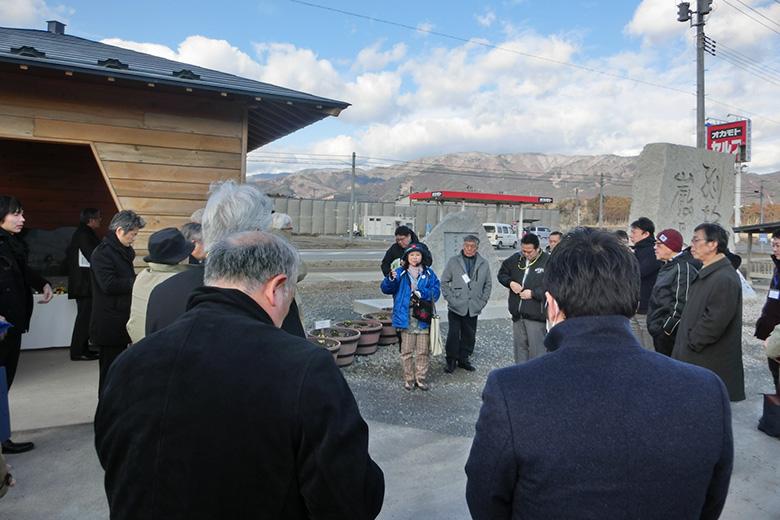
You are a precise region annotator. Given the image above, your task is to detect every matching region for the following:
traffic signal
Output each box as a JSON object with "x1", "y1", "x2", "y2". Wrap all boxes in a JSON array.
[
  {"x1": 700, "y1": 0, "x2": 713, "y2": 15},
  {"x1": 677, "y1": 2, "x2": 691, "y2": 22}
]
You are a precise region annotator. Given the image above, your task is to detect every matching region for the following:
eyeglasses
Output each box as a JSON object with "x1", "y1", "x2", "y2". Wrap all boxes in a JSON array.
[{"x1": 690, "y1": 237, "x2": 710, "y2": 244}]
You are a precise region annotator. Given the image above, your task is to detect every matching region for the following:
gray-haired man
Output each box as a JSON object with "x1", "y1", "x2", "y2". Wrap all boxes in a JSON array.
[
  {"x1": 96, "y1": 231, "x2": 385, "y2": 519},
  {"x1": 146, "y1": 181, "x2": 305, "y2": 337},
  {"x1": 441, "y1": 235, "x2": 492, "y2": 373}
]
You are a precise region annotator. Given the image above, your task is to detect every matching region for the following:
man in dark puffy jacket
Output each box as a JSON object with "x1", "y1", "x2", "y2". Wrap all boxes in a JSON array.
[
  {"x1": 646, "y1": 229, "x2": 701, "y2": 356},
  {"x1": 498, "y1": 233, "x2": 549, "y2": 363},
  {"x1": 630, "y1": 217, "x2": 662, "y2": 350}
]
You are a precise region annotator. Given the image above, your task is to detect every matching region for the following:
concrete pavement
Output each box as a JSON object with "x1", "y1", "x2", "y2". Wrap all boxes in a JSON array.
[{"x1": 3, "y1": 346, "x2": 779, "y2": 519}]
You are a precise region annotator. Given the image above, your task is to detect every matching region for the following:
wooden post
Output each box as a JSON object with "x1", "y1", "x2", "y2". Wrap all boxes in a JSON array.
[{"x1": 747, "y1": 232, "x2": 753, "y2": 281}]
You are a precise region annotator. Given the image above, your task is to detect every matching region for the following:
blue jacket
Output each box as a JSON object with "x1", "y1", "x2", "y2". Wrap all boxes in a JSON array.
[
  {"x1": 466, "y1": 315, "x2": 732, "y2": 520},
  {"x1": 380, "y1": 267, "x2": 440, "y2": 330}
]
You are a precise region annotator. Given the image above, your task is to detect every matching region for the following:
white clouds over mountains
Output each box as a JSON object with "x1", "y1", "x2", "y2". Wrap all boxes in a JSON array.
[{"x1": 90, "y1": 3, "x2": 780, "y2": 173}]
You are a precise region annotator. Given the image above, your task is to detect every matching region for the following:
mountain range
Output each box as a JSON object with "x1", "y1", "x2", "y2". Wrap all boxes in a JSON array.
[{"x1": 249, "y1": 151, "x2": 779, "y2": 206}]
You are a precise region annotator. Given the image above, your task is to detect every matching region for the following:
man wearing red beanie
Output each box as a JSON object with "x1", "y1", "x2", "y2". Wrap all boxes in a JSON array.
[{"x1": 646, "y1": 229, "x2": 702, "y2": 356}]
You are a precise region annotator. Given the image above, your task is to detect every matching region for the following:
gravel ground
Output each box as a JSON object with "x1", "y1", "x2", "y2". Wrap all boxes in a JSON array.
[{"x1": 298, "y1": 281, "x2": 778, "y2": 438}]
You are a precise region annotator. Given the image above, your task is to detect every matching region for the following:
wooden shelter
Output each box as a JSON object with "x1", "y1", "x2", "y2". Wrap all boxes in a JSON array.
[
  {"x1": 733, "y1": 222, "x2": 780, "y2": 281},
  {"x1": 0, "y1": 21, "x2": 348, "y2": 261}
]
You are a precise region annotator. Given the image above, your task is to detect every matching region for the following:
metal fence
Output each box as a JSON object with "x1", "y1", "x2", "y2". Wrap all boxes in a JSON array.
[{"x1": 272, "y1": 197, "x2": 560, "y2": 237}]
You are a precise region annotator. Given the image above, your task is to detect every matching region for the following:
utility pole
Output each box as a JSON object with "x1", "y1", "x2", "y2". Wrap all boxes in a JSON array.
[
  {"x1": 575, "y1": 187, "x2": 581, "y2": 227},
  {"x1": 759, "y1": 180, "x2": 765, "y2": 224},
  {"x1": 598, "y1": 173, "x2": 605, "y2": 226},
  {"x1": 349, "y1": 152, "x2": 356, "y2": 240},
  {"x1": 677, "y1": 0, "x2": 713, "y2": 148}
]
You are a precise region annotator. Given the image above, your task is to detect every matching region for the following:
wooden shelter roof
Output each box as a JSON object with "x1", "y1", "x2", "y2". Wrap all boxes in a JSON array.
[{"x1": 0, "y1": 25, "x2": 350, "y2": 151}]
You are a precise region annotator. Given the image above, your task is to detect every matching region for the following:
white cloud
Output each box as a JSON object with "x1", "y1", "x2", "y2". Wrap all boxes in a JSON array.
[
  {"x1": 476, "y1": 9, "x2": 497, "y2": 28},
  {"x1": 416, "y1": 21, "x2": 434, "y2": 35},
  {"x1": 625, "y1": 0, "x2": 688, "y2": 44},
  {"x1": 353, "y1": 41, "x2": 407, "y2": 72},
  {"x1": 0, "y1": 0, "x2": 73, "y2": 27},
  {"x1": 100, "y1": 25, "x2": 780, "y2": 173}
]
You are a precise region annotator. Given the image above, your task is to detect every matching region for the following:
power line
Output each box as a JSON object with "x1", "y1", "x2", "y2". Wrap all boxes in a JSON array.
[
  {"x1": 712, "y1": 47, "x2": 780, "y2": 86},
  {"x1": 288, "y1": 0, "x2": 696, "y2": 97},
  {"x1": 715, "y1": 39, "x2": 780, "y2": 77},
  {"x1": 289, "y1": 0, "x2": 780, "y2": 126},
  {"x1": 731, "y1": 0, "x2": 780, "y2": 29},
  {"x1": 721, "y1": 0, "x2": 780, "y2": 35}
]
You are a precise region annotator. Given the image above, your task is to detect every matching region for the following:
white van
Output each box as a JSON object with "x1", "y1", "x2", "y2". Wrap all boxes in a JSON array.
[{"x1": 483, "y1": 222, "x2": 517, "y2": 249}]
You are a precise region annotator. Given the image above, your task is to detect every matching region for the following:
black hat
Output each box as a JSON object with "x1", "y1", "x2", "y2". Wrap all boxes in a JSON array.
[{"x1": 143, "y1": 227, "x2": 195, "y2": 264}]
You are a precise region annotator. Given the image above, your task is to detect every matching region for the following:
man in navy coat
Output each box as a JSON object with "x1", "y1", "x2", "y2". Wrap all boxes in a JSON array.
[{"x1": 465, "y1": 228, "x2": 733, "y2": 520}]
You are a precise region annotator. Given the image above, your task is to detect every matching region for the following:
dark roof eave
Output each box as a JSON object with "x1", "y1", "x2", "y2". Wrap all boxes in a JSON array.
[
  {"x1": 733, "y1": 222, "x2": 780, "y2": 233},
  {"x1": 0, "y1": 54, "x2": 350, "y2": 112}
]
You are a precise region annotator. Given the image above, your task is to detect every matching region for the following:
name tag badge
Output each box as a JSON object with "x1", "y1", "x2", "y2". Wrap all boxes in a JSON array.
[
  {"x1": 770, "y1": 290, "x2": 780, "y2": 300},
  {"x1": 462, "y1": 273, "x2": 471, "y2": 284}
]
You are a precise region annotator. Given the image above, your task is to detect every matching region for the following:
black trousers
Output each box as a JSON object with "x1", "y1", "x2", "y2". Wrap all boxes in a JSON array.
[
  {"x1": 652, "y1": 333, "x2": 676, "y2": 357},
  {"x1": 0, "y1": 330, "x2": 22, "y2": 389},
  {"x1": 770, "y1": 358, "x2": 779, "y2": 394},
  {"x1": 70, "y1": 298, "x2": 92, "y2": 359},
  {"x1": 98, "y1": 344, "x2": 127, "y2": 398},
  {"x1": 445, "y1": 310, "x2": 477, "y2": 362}
]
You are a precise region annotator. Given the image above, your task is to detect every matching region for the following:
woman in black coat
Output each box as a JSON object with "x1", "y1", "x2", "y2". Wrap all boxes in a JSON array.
[
  {"x1": 0, "y1": 195, "x2": 52, "y2": 453},
  {"x1": 90, "y1": 210, "x2": 145, "y2": 396}
]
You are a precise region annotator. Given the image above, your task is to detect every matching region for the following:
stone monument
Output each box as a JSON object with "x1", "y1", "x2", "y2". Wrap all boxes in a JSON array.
[
  {"x1": 628, "y1": 143, "x2": 735, "y2": 243},
  {"x1": 423, "y1": 210, "x2": 506, "y2": 302}
]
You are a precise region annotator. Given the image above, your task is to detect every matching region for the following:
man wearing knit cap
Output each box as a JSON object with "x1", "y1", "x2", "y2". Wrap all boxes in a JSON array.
[{"x1": 646, "y1": 229, "x2": 702, "y2": 356}]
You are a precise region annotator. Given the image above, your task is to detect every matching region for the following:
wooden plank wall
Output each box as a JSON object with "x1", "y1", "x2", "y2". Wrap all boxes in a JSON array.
[{"x1": 0, "y1": 70, "x2": 246, "y2": 260}]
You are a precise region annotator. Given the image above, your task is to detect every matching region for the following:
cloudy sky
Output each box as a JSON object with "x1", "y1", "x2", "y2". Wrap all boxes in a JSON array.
[{"x1": 2, "y1": 0, "x2": 779, "y2": 173}]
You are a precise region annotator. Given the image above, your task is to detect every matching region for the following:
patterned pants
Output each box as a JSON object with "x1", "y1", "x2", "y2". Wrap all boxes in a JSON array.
[{"x1": 400, "y1": 330, "x2": 430, "y2": 385}]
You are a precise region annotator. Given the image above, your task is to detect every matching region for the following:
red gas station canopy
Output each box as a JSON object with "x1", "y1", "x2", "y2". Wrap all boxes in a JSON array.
[{"x1": 409, "y1": 191, "x2": 553, "y2": 205}]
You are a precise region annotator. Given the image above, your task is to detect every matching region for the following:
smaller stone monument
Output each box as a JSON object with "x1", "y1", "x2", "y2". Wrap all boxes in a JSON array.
[{"x1": 423, "y1": 211, "x2": 506, "y2": 302}]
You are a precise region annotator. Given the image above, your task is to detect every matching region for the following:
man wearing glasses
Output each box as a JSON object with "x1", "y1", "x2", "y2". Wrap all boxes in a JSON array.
[{"x1": 673, "y1": 223, "x2": 745, "y2": 402}]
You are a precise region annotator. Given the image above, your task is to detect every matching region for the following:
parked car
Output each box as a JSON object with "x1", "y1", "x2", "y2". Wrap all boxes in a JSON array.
[
  {"x1": 483, "y1": 222, "x2": 517, "y2": 249},
  {"x1": 525, "y1": 225, "x2": 551, "y2": 241}
]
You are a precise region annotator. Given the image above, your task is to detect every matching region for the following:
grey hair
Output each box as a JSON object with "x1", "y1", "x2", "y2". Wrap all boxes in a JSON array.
[
  {"x1": 463, "y1": 234, "x2": 480, "y2": 245},
  {"x1": 202, "y1": 181, "x2": 273, "y2": 250},
  {"x1": 180, "y1": 222, "x2": 202, "y2": 243},
  {"x1": 204, "y1": 231, "x2": 299, "y2": 294},
  {"x1": 108, "y1": 210, "x2": 145, "y2": 232}
]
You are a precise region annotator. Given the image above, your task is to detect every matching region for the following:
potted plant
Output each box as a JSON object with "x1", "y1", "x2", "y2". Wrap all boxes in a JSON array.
[
  {"x1": 335, "y1": 319, "x2": 383, "y2": 356},
  {"x1": 308, "y1": 327, "x2": 361, "y2": 367},
  {"x1": 306, "y1": 335, "x2": 340, "y2": 362},
  {"x1": 361, "y1": 311, "x2": 396, "y2": 345}
]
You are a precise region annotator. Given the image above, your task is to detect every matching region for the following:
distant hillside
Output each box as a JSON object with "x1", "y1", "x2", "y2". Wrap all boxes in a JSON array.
[{"x1": 248, "y1": 151, "x2": 780, "y2": 224}]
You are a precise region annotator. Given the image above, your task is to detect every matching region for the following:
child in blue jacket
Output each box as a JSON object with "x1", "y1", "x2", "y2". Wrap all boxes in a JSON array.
[{"x1": 381, "y1": 244, "x2": 440, "y2": 391}]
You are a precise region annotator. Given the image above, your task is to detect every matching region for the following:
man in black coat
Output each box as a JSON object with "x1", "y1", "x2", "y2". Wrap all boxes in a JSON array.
[
  {"x1": 466, "y1": 228, "x2": 733, "y2": 520},
  {"x1": 66, "y1": 208, "x2": 101, "y2": 361},
  {"x1": 380, "y1": 225, "x2": 430, "y2": 276},
  {"x1": 145, "y1": 182, "x2": 305, "y2": 338},
  {"x1": 646, "y1": 229, "x2": 701, "y2": 356},
  {"x1": 673, "y1": 223, "x2": 745, "y2": 402},
  {"x1": 497, "y1": 233, "x2": 549, "y2": 363},
  {"x1": 90, "y1": 210, "x2": 145, "y2": 396},
  {"x1": 96, "y1": 231, "x2": 384, "y2": 520},
  {"x1": 629, "y1": 217, "x2": 662, "y2": 350},
  {"x1": 754, "y1": 229, "x2": 780, "y2": 391}
]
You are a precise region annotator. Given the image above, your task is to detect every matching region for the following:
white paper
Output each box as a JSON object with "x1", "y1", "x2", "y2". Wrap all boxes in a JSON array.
[
  {"x1": 461, "y1": 273, "x2": 471, "y2": 284},
  {"x1": 769, "y1": 289, "x2": 780, "y2": 300},
  {"x1": 314, "y1": 319, "x2": 331, "y2": 329},
  {"x1": 78, "y1": 249, "x2": 90, "y2": 268}
]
